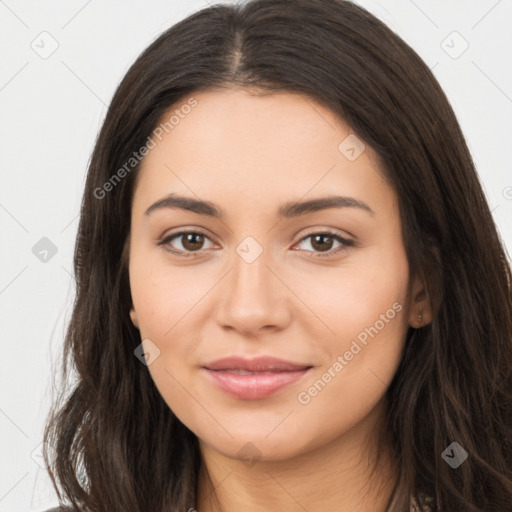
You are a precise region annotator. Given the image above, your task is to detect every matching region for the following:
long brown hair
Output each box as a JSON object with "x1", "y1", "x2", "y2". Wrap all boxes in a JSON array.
[{"x1": 43, "y1": 1, "x2": 512, "y2": 510}]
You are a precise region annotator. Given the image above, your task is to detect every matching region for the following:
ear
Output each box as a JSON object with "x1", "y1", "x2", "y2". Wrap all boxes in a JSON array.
[
  {"x1": 130, "y1": 307, "x2": 139, "y2": 329},
  {"x1": 408, "y1": 274, "x2": 432, "y2": 329}
]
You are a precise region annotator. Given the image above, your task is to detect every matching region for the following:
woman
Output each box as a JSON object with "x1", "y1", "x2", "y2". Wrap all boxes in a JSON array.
[{"x1": 42, "y1": 0, "x2": 512, "y2": 511}]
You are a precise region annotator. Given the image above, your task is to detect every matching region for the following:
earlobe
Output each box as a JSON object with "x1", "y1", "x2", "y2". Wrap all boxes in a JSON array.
[
  {"x1": 130, "y1": 308, "x2": 139, "y2": 329},
  {"x1": 408, "y1": 277, "x2": 432, "y2": 328}
]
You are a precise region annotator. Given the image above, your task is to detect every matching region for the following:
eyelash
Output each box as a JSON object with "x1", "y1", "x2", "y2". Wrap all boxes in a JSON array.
[{"x1": 157, "y1": 229, "x2": 355, "y2": 259}]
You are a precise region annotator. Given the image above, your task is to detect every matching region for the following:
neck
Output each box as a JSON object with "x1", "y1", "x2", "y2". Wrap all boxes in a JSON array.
[{"x1": 195, "y1": 401, "x2": 397, "y2": 512}]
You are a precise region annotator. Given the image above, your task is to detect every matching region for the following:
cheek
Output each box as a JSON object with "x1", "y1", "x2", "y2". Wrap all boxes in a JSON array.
[
  {"x1": 129, "y1": 254, "x2": 203, "y2": 416},
  {"x1": 129, "y1": 249, "x2": 216, "y2": 396},
  {"x1": 289, "y1": 240, "x2": 409, "y2": 352},
  {"x1": 129, "y1": 245, "x2": 213, "y2": 336},
  {"x1": 293, "y1": 243, "x2": 409, "y2": 436}
]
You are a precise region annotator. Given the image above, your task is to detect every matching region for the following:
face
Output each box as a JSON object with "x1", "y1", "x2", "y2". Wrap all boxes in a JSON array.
[{"x1": 128, "y1": 88, "x2": 428, "y2": 462}]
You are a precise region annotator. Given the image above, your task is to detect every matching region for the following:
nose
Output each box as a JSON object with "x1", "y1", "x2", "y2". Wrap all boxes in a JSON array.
[{"x1": 215, "y1": 246, "x2": 292, "y2": 336}]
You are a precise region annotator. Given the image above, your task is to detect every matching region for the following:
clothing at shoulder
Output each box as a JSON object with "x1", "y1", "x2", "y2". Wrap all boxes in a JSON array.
[{"x1": 411, "y1": 494, "x2": 434, "y2": 511}]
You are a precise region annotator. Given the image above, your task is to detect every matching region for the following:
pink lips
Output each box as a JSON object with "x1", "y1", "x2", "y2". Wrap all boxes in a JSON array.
[{"x1": 202, "y1": 356, "x2": 313, "y2": 400}]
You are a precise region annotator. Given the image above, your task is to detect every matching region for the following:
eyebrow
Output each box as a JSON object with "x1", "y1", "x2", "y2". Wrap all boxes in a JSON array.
[{"x1": 144, "y1": 193, "x2": 375, "y2": 218}]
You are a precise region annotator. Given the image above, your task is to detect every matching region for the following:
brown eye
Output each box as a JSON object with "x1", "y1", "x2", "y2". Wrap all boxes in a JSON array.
[
  {"x1": 296, "y1": 231, "x2": 354, "y2": 258},
  {"x1": 181, "y1": 232, "x2": 205, "y2": 251},
  {"x1": 310, "y1": 234, "x2": 335, "y2": 252},
  {"x1": 158, "y1": 231, "x2": 215, "y2": 256}
]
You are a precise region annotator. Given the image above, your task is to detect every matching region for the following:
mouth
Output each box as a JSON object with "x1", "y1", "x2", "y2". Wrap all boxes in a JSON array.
[
  {"x1": 209, "y1": 369, "x2": 309, "y2": 375},
  {"x1": 203, "y1": 355, "x2": 312, "y2": 373},
  {"x1": 202, "y1": 356, "x2": 313, "y2": 400}
]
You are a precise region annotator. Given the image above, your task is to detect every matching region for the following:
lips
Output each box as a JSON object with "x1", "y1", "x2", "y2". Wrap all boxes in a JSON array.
[
  {"x1": 202, "y1": 356, "x2": 313, "y2": 400},
  {"x1": 204, "y1": 356, "x2": 312, "y2": 373}
]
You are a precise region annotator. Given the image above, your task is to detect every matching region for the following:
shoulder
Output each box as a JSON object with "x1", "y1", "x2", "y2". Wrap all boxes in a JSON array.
[{"x1": 411, "y1": 494, "x2": 434, "y2": 511}]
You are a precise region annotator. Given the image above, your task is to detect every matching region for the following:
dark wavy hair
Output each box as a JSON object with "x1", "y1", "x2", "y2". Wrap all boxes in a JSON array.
[{"x1": 43, "y1": 0, "x2": 512, "y2": 510}]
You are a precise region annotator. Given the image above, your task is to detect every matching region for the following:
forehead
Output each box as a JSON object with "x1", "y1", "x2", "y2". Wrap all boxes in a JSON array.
[{"x1": 133, "y1": 88, "x2": 396, "y2": 219}]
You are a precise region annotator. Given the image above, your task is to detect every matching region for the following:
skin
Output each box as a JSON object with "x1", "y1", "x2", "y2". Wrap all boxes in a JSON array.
[{"x1": 128, "y1": 88, "x2": 432, "y2": 512}]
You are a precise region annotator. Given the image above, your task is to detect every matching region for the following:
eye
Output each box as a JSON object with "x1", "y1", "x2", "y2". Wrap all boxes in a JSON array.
[
  {"x1": 158, "y1": 229, "x2": 355, "y2": 259},
  {"x1": 158, "y1": 230, "x2": 215, "y2": 257},
  {"x1": 294, "y1": 230, "x2": 354, "y2": 258}
]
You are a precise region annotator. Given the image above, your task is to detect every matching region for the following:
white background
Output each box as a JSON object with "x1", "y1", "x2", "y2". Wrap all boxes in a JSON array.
[{"x1": 0, "y1": 1, "x2": 511, "y2": 510}]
